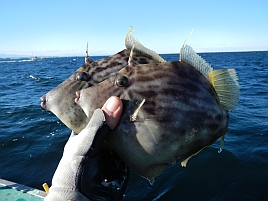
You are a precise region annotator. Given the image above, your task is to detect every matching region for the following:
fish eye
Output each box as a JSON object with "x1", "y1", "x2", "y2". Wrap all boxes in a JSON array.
[
  {"x1": 116, "y1": 76, "x2": 128, "y2": 87},
  {"x1": 76, "y1": 72, "x2": 90, "y2": 81}
]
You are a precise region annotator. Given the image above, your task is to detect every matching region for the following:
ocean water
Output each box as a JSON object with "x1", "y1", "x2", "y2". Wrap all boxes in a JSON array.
[{"x1": 0, "y1": 51, "x2": 267, "y2": 201}]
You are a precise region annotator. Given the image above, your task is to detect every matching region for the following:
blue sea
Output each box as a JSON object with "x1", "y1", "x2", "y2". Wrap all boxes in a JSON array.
[{"x1": 0, "y1": 51, "x2": 267, "y2": 201}]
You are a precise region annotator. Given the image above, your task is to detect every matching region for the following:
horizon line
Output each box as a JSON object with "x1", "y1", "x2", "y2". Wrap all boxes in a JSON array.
[{"x1": 0, "y1": 49, "x2": 267, "y2": 58}]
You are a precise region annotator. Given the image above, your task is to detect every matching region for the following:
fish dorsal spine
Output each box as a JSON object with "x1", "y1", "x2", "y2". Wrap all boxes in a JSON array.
[
  {"x1": 85, "y1": 42, "x2": 93, "y2": 64},
  {"x1": 180, "y1": 44, "x2": 240, "y2": 111},
  {"x1": 125, "y1": 27, "x2": 166, "y2": 63},
  {"x1": 128, "y1": 44, "x2": 135, "y2": 66}
]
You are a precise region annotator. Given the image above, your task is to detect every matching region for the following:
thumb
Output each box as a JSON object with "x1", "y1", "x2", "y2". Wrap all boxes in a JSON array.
[{"x1": 101, "y1": 96, "x2": 123, "y2": 130}]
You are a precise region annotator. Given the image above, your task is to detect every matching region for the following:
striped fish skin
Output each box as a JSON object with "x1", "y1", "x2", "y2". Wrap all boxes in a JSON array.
[
  {"x1": 40, "y1": 49, "x2": 161, "y2": 134},
  {"x1": 76, "y1": 61, "x2": 229, "y2": 180}
]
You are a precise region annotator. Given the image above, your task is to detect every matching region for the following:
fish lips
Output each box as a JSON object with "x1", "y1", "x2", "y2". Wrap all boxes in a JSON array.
[
  {"x1": 39, "y1": 94, "x2": 55, "y2": 111},
  {"x1": 75, "y1": 90, "x2": 91, "y2": 115},
  {"x1": 75, "y1": 85, "x2": 114, "y2": 118},
  {"x1": 75, "y1": 90, "x2": 93, "y2": 117},
  {"x1": 40, "y1": 95, "x2": 47, "y2": 109},
  {"x1": 75, "y1": 90, "x2": 92, "y2": 117},
  {"x1": 74, "y1": 91, "x2": 80, "y2": 105}
]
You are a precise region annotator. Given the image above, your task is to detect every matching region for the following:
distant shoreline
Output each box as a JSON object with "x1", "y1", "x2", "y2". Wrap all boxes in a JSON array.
[{"x1": 0, "y1": 50, "x2": 267, "y2": 59}]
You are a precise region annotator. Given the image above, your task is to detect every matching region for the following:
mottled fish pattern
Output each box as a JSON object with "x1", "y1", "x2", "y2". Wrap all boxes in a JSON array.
[
  {"x1": 76, "y1": 44, "x2": 240, "y2": 180},
  {"x1": 41, "y1": 34, "x2": 165, "y2": 133}
]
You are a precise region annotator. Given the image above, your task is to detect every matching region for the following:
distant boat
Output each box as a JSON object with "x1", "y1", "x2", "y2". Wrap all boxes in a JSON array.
[{"x1": 30, "y1": 56, "x2": 37, "y2": 61}]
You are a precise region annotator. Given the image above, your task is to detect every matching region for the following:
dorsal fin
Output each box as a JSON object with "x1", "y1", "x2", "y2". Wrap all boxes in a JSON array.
[
  {"x1": 180, "y1": 44, "x2": 213, "y2": 79},
  {"x1": 125, "y1": 27, "x2": 166, "y2": 63},
  {"x1": 180, "y1": 44, "x2": 240, "y2": 111}
]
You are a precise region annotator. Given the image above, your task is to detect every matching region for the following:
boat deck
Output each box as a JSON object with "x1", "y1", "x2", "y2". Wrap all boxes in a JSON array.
[{"x1": 0, "y1": 178, "x2": 46, "y2": 200}]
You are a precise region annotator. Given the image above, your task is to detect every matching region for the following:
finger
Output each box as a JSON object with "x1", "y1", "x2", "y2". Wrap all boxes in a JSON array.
[{"x1": 101, "y1": 96, "x2": 123, "y2": 130}]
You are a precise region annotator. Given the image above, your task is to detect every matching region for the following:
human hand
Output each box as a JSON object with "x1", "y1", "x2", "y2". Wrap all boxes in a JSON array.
[{"x1": 45, "y1": 96, "x2": 129, "y2": 201}]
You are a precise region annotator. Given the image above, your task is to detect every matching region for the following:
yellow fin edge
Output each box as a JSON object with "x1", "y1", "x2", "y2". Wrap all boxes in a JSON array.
[
  {"x1": 180, "y1": 147, "x2": 206, "y2": 167},
  {"x1": 181, "y1": 129, "x2": 228, "y2": 167},
  {"x1": 209, "y1": 69, "x2": 240, "y2": 111},
  {"x1": 180, "y1": 44, "x2": 240, "y2": 112},
  {"x1": 42, "y1": 183, "x2": 49, "y2": 194}
]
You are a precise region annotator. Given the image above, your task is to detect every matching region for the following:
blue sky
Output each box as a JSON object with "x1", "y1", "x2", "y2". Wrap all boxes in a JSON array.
[{"x1": 1, "y1": 0, "x2": 267, "y2": 56}]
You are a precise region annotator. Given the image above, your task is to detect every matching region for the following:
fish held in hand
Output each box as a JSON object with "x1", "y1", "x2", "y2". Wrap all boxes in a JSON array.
[
  {"x1": 40, "y1": 30, "x2": 165, "y2": 134},
  {"x1": 75, "y1": 44, "x2": 240, "y2": 181}
]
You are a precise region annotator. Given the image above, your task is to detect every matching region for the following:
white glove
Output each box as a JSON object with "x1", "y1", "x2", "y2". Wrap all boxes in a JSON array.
[{"x1": 45, "y1": 97, "x2": 129, "y2": 201}]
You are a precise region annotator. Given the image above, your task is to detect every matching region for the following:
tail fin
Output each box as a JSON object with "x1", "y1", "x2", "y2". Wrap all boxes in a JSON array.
[
  {"x1": 209, "y1": 69, "x2": 240, "y2": 111},
  {"x1": 180, "y1": 44, "x2": 240, "y2": 112}
]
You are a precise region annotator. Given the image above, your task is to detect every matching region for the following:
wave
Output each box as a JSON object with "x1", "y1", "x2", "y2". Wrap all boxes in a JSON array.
[
  {"x1": 0, "y1": 59, "x2": 33, "y2": 63},
  {"x1": 29, "y1": 75, "x2": 41, "y2": 81},
  {"x1": 0, "y1": 52, "x2": 267, "y2": 200}
]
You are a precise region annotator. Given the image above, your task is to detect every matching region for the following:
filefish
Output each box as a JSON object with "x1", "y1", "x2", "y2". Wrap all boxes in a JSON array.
[
  {"x1": 75, "y1": 44, "x2": 240, "y2": 181},
  {"x1": 40, "y1": 31, "x2": 165, "y2": 134}
]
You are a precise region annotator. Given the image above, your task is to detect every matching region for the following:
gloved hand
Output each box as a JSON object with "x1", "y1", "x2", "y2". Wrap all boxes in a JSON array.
[{"x1": 45, "y1": 96, "x2": 130, "y2": 201}]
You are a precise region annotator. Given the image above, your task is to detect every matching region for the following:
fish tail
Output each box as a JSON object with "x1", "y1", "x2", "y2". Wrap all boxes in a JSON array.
[
  {"x1": 180, "y1": 44, "x2": 240, "y2": 111},
  {"x1": 208, "y1": 69, "x2": 240, "y2": 111}
]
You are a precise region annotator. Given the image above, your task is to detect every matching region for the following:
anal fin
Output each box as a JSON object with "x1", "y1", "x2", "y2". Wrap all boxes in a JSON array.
[
  {"x1": 180, "y1": 147, "x2": 206, "y2": 167},
  {"x1": 181, "y1": 157, "x2": 191, "y2": 167}
]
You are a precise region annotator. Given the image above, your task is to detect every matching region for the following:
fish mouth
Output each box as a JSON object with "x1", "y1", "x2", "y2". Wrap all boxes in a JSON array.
[
  {"x1": 75, "y1": 91, "x2": 80, "y2": 105},
  {"x1": 40, "y1": 95, "x2": 47, "y2": 109}
]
